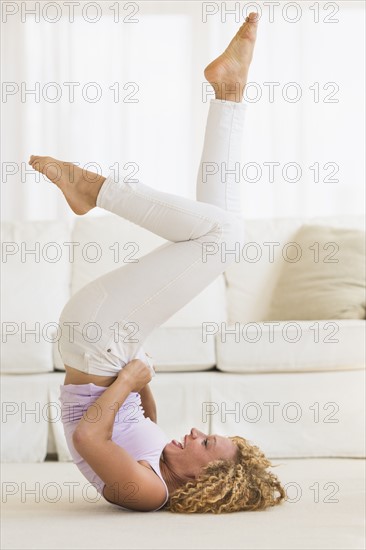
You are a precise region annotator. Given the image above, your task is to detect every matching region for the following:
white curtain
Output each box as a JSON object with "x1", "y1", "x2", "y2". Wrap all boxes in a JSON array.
[{"x1": 1, "y1": 1, "x2": 365, "y2": 222}]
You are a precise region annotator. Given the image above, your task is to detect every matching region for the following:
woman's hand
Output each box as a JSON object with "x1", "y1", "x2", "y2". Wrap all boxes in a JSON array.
[{"x1": 118, "y1": 359, "x2": 153, "y2": 393}]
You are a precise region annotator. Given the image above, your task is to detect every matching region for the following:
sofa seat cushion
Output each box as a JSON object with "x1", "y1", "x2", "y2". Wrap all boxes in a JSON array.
[
  {"x1": 0, "y1": 374, "x2": 51, "y2": 462},
  {"x1": 208, "y1": 370, "x2": 365, "y2": 458},
  {"x1": 215, "y1": 320, "x2": 365, "y2": 373},
  {"x1": 265, "y1": 225, "x2": 366, "y2": 321},
  {"x1": 53, "y1": 326, "x2": 218, "y2": 373},
  {"x1": 143, "y1": 327, "x2": 216, "y2": 372}
]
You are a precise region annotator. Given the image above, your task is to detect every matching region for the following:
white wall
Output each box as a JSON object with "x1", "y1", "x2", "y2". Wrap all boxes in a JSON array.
[{"x1": 1, "y1": 1, "x2": 365, "y2": 221}]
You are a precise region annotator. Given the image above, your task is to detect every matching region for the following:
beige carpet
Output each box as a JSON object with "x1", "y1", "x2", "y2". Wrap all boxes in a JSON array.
[{"x1": 1, "y1": 458, "x2": 365, "y2": 550}]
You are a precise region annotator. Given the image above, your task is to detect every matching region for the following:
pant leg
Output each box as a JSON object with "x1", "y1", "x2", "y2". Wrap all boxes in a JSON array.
[
  {"x1": 196, "y1": 98, "x2": 246, "y2": 216},
  {"x1": 58, "y1": 99, "x2": 247, "y2": 375}
]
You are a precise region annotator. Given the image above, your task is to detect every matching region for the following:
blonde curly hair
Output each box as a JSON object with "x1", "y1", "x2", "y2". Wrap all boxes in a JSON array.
[{"x1": 164, "y1": 435, "x2": 286, "y2": 514}]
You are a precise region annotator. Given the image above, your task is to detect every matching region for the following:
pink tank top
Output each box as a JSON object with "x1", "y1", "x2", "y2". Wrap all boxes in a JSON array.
[{"x1": 59, "y1": 383, "x2": 171, "y2": 512}]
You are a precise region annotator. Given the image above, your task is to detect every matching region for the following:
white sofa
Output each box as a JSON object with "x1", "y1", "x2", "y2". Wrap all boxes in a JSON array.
[{"x1": 1, "y1": 213, "x2": 365, "y2": 462}]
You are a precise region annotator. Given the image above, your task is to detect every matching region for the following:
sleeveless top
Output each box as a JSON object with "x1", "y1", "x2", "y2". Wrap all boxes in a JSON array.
[{"x1": 59, "y1": 383, "x2": 171, "y2": 512}]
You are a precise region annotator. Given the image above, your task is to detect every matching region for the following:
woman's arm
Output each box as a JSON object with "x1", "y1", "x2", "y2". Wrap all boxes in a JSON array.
[
  {"x1": 72, "y1": 361, "x2": 167, "y2": 511},
  {"x1": 139, "y1": 384, "x2": 157, "y2": 423},
  {"x1": 73, "y1": 359, "x2": 151, "y2": 441}
]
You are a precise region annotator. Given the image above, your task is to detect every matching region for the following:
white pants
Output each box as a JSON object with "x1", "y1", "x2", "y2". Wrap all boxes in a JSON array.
[{"x1": 58, "y1": 98, "x2": 247, "y2": 376}]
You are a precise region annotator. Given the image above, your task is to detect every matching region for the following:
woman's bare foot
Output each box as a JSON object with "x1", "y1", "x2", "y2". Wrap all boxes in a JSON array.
[
  {"x1": 28, "y1": 156, "x2": 106, "y2": 215},
  {"x1": 204, "y1": 12, "x2": 259, "y2": 102}
]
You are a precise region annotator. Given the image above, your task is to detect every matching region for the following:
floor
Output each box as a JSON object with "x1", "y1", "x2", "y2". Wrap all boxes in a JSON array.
[{"x1": 1, "y1": 458, "x2": 365, "y2": 550}]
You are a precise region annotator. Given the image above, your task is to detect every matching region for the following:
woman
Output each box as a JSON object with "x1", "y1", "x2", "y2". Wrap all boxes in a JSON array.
[{"x1": 29, "y1": 12, "x2": 286, "y2": 513}]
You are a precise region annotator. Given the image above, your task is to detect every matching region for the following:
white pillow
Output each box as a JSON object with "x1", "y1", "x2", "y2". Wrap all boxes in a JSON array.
[{"x1": 265, "y1": 225, "x2": 366, "y2": 320}]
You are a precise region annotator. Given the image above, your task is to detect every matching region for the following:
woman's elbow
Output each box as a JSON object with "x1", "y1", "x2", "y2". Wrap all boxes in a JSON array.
[
  {"x1": 72, "y1": 427, "x2": 93, "y2": 452},
  {"x1": 72, "y1": 427, "x2": 110, "y2": 452}
]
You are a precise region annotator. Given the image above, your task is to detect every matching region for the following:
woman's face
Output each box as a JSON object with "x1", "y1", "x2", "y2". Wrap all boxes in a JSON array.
[{"x1": 163, "y1": 427, "x2": 238, "y2": 479}]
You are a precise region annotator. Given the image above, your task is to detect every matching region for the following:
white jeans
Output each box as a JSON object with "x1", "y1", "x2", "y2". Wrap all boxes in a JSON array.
[{"x1": 58, "y1": 98, "x2": 247, "y2": 376}]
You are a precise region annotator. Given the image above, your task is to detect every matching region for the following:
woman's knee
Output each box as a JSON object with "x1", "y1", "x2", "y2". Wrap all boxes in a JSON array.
[
  {"x1": 219, "y1": 214, "x2": 244, "y2": 246},
  {"x1": 198, "y1": 214, "x2": 244, "y2": 265},
  {"x1": 198, "y1": 212, "x2": 243, "y2": 242}
]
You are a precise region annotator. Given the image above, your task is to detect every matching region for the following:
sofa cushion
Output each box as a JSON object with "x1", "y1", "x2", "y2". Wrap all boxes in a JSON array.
[
  {"x1": 225, "y1": 215, "x2": 365, "y2": 324},
  {"x1": 1, "y1": 221, "x2": 72, "y2": 373},
  {"x1": 265, "y1": 225, "x2": 366, "y2": 321},
  {"x1": 0, "y1": 374, "x2": 51, "y2": 461},
  {"x1": 208, "y1": 370, "x2": 365, "y2": 458},
  {"x1": 215, "y1": 320, "x2": 365, "y2": 373},
  {"x1": 143, "y1": 327, "x2": 216, "y2": 372}
]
